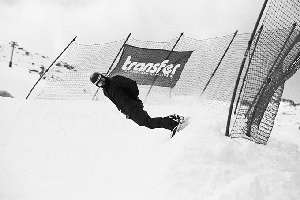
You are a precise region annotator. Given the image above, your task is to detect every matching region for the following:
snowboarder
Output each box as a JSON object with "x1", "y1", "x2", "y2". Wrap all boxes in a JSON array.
[{"x1": 90, "y1": 72, "x2": 189, "y2": 137}]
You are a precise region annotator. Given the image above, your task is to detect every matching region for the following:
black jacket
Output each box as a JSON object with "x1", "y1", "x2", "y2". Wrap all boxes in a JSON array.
[{"x1": 101, "y1": 75, "x2": 142, "y2": 116}]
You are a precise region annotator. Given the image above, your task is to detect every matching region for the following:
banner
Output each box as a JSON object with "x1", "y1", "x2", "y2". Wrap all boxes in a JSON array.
[{"x1": 109, "y1": 44, "x2": 193, "y2": 88}]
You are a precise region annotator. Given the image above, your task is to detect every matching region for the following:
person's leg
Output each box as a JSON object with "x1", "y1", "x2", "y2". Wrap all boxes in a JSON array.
[{"x1": 129, "y1": 106, "x2": 177, "y2": 131}]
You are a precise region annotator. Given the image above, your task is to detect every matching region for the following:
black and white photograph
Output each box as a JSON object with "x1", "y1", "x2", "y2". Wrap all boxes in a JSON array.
[{"x1": 0, "y1": 0, "x2": 300, "y2": 199}]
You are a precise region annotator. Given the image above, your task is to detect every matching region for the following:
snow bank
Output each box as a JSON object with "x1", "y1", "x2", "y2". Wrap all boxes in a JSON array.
[
  {"x1": 0, "y1": 98, "x2": 299, "y2": 200},
  {"x1": 0, "y1": 63, "x2": 44, "y2": 98},
  {"x1": 148, "y1": 104, "x2": 300, "y2": 200},
  {"x1": 1, "y1": 51, "x2": 300, "y2": 199}
]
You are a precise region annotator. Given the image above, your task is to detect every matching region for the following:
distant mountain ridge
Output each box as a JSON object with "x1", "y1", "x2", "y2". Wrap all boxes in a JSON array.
[{"x1": 0, "y1": 41, "x2": 52, "y2": 77}]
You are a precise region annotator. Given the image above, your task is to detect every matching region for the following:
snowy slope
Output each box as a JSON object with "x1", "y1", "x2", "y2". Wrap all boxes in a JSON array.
[
  {"x1": 0, "y1": 41, "x2": 50, "y2": 98},
  {"x1": 0, "y1": 47, "x2": 300, "y2": 199},
  {"x1": 0, "y1": 41, "x2": 51, "y2": 73}
]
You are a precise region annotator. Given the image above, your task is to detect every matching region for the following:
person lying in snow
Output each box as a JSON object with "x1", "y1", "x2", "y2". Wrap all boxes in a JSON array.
[{"x1": 90, "y1": 72, "x2": 188, "y2": 137}]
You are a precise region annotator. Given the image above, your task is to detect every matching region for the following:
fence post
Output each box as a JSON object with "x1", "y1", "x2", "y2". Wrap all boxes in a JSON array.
[
  {"x1": 144, "y1": 32, "x2": 184, "y2": 103},
  {"x1": 92, "y1": 33, "x2": 131, "y2": 101},
  {"x1": 201, "y1": 30, "x2": 238, "y2": 96},
  {"x1": 105, "y1": 33, "x2": 132, "y2": 76},
  {"x1": 234, "y1": 25, "x2": 264, "y2": 114},
  {"x1": 225, "y1": 0, "x2": 269, "y2": 137},
  {"x1": 26, "y1": 36, "x2": 77, "y2": 99}
]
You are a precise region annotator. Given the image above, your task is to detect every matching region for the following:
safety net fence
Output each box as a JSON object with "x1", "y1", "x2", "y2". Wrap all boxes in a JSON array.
[
  {"x1": 34, "y1": 0, "x2": 300, "y2": 145},
  {"x1": 36, "y1": 33, "x2": 250, "y2": 107},
  {"x1": 230, "y1": 0, "x2": 300, "y2": 144}
]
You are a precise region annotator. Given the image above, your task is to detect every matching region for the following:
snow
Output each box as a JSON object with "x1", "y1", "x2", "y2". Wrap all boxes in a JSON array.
[{"x1": 1, "y1": 59, "x2": 300, "y2": 200}]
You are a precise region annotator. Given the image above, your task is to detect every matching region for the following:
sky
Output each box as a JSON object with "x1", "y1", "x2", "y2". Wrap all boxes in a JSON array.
[
  {"x1": 0, "y1": 0, "x2": 265, "y2": 58},
  {"x1": 0, "y1": 0, "x2": 299, "y2": 102}
]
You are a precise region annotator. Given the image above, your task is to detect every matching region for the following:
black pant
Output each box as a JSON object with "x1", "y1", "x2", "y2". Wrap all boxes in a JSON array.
[{"x1": 129, "y1": 106, "x2": 176, "y2": 131}]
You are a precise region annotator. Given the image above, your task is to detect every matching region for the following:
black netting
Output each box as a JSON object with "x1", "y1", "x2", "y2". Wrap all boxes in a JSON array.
[
  {"x1": 230, "y1": 0, "x2": 300, "y2": 144},
  {"x1": 36, "y1": 33, "x2": 249, "y2": 105},
  {"x1": 36, "y1": 40, "x2": 124, "y2": 100},
  {"x1": 34, "y1": 0, "x2": 300, "y2": 145}
]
